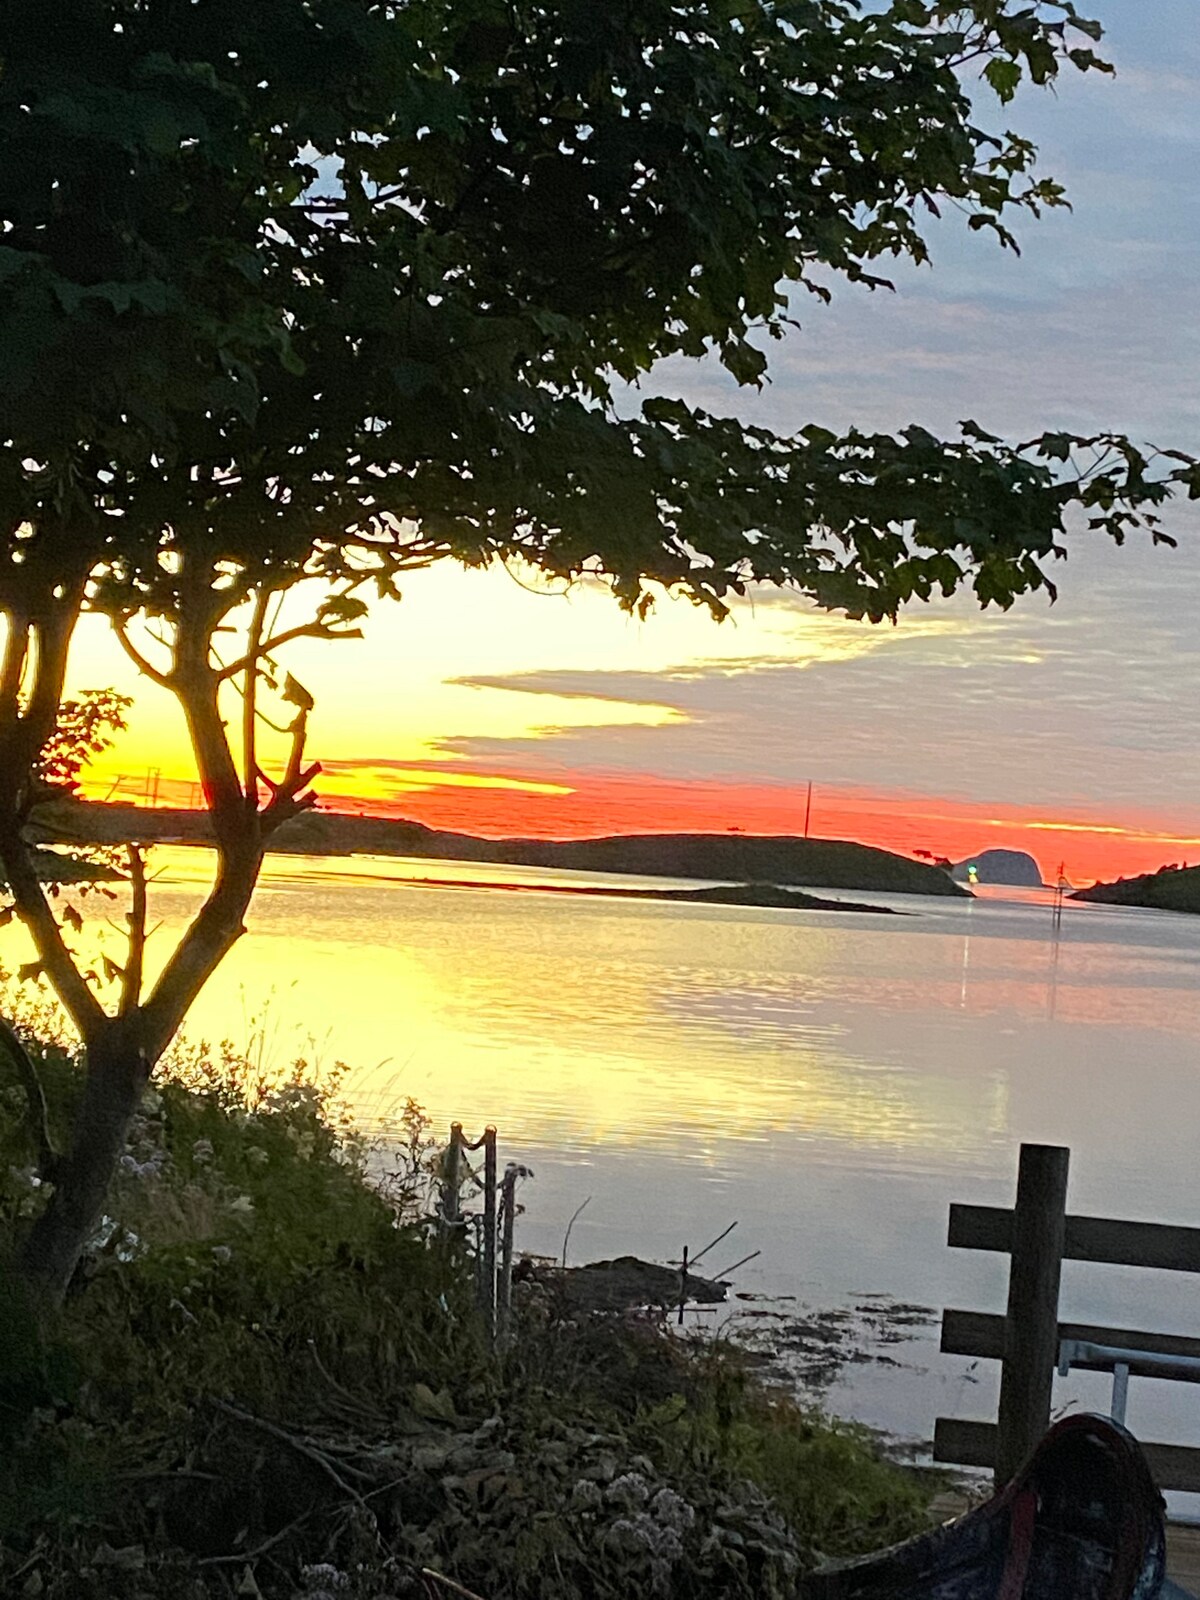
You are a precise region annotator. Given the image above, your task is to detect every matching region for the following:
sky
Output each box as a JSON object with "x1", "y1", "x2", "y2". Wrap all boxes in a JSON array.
[{"x1": 70, "y1": 1, "x2": 1200, "y2": 886}]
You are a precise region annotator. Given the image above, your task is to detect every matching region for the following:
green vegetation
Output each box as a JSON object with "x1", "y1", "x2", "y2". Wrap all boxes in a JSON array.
[
  {"x1": 1, "y1": 1018, "x2": 935, "y2": 1598},
  {"x1": 1072, "y1": 863, "x2": 1200, "y2": 915}
]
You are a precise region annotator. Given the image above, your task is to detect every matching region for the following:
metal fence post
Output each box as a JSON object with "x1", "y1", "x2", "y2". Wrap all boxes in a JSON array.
[
  {"x1": 482, "y1": 1126, "x2": 498, "y2": 1340},
  {"x1": 440, "y1": 1122, "x2": 463, "y2": 1231},
  {"x1": 497, "y1": 1164, "x2": 519, "y2": 1347}
]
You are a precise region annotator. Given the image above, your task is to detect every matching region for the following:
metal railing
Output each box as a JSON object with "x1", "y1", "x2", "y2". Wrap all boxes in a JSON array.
[{"x1": 1057, "y1": 1339, "x2": 1200, "y2": 1428}]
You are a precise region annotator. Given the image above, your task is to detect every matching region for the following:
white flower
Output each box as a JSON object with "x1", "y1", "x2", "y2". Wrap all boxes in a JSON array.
[
  {"x1": 651, "y1": 1488, "x2": 696, "y2": 1532},
  {"x1": 570, "y1": 1480, "x2": 603, "y2": 1512},
  {"x1": 228, "y1": 1194, "x2": 255, "y2": 1215},
  {"x1": 212, "y1": 1245, "x2": 232, "y2": 1265},
  {"x1": 299, "y1": 1565, "x2": 349, "y2": 1593},
  {"x1": 606, "y1": 1472, "x2": 651, "y2": 1510}
]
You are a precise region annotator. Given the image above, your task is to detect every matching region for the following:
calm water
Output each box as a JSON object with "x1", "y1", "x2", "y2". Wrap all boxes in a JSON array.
[{"x1": 8, "y1": 847, "x2": 1200, "y2": 1454}]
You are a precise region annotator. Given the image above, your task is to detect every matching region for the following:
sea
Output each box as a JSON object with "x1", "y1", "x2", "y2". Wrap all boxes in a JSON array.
[{"x1": 6, "y1": 845, "x2": 1200, "y2": 1474}]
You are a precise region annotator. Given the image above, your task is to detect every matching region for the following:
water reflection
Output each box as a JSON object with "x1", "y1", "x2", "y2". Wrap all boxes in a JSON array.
[
  {"x1": 4, "y1": 853, "x2": 1198, "y2": 1178},
  {"x1": 6, "y1": 848, "x2": 1200, "y2": 1445}
]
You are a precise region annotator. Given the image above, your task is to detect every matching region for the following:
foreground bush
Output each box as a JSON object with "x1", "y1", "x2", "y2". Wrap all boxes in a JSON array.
[{"x1": 1, "y1": 1022, "x2": 933, "y2": 1598}]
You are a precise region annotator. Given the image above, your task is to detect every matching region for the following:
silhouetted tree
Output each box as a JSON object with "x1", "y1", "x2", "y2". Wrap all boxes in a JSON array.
[{"x1": 0, "y1": 0, "x2": 1194, "y2": 1300}]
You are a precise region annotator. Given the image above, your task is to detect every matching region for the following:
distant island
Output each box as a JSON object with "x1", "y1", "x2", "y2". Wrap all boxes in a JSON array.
[
  {"x1": 950, "y1": 848, "x2": 1046, "y2": 887},
  {"x1": 1072, "y1": 862, "x2": 1200, "y2": 915},
  {"x1": 403, "y1": 875, "x2": 898, "y2": 914},
  {"x1": 39, "y1": 799, "x2": 971, "y2": 899}
]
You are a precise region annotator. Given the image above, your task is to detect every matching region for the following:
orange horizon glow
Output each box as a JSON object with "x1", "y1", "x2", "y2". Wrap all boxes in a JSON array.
[
  {"x1": 82, "y1": 763, "x2": 1200, "y2": 888},
  {"x1": 60, "y1": 563, "x2": 1200, "y2": 894}
]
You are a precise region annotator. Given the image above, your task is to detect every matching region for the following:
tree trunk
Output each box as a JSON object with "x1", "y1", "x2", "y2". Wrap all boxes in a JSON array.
[{"x1": 18, "y1": 1022, "x2": 150, "y2": 1305}]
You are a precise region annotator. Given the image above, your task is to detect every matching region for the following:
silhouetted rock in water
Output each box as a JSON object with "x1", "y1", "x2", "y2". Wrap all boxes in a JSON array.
[
  {"x1": 42, "y1": 798, "x2": 972, "y2": 898},
  {"x1": 539, "y1": 1256, "x2": 729, "y2": 1313},
  {"x1": 403, "y1": 876, "x2": 898, "y2": 913},
  {"x1": 951, "y1": 848, "x2": 1045, "y2": 887},
  {"x1": 1073, "y1": 862, "x2": 1200, "y2": 915},
  {"x1": 635, "y1": 882, "x2": 895, "y2": 913}
]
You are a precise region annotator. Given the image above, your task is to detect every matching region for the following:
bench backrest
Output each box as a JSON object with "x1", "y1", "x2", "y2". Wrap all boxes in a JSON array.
[{"x1": 935, "y1": 1142, "x2": 1200, "y2": 1490}]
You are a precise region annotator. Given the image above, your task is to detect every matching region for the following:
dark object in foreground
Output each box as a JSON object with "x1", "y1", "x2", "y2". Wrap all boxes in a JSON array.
[
  {"x1": 804, "y1": 1414, "x2": 1185, "y2": 1600},
  {"x1": 535, "y1": 1255, "x2": 730, "y2": 1313}
]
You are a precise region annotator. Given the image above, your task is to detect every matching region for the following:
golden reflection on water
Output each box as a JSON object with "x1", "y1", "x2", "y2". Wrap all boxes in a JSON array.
[{"x1": 8, "y1": 849, "x2": 1199, "y2": 1178}]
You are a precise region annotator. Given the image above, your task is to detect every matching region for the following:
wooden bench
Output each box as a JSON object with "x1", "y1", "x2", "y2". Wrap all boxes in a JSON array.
[{"x1": 934, "y1": 1142, "x2": 1200, "y2": 1490}]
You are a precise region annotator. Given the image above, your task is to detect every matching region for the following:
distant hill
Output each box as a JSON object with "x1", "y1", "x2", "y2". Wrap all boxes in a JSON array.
[
  {"x1": 41, "y1": 800, "x2": 971, "y2": 899},
  {"x1": 951, "y1": 849, "x2": 1045, "y2": 887},
  {"x1": 1072, "y1": 863, "x2": 1200, "y2": 915}
]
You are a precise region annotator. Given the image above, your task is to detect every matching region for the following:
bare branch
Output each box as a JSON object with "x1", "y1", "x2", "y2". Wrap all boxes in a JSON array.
[
  {"x1": 217, "y1": 619, "x2": 360, "y2": 682},
  {"x1": 120, "y1": 844, "x2": 148, "y2": 1016},
  {"x1": 242, "y1": 588, "x2": 270, "y2": 803},
  {"x1": 0, "y1": 823, "x2": 107, "y2": 1041},
  {"x1": 0, "y1": 1014, "x2": 60, "y2": 1182},
  {"x1": 113, "y1": 619, "x2": 173, "y2": 690}
]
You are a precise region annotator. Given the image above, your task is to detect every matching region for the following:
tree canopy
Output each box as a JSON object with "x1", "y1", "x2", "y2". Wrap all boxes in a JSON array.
[
  {"x1": 2, "y1": 0, "x2": 1191, "y2": 636},
  {"x1": 0, "y1": 0, "x2": 1195, "y2": 1297}
]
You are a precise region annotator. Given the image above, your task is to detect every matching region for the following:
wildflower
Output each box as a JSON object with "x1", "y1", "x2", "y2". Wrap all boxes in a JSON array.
[
  {"x1": 651, "y1": 1487, "x2": 696, "y2": 1532},
  {"x1": 192, "y1": 1137, "x2": 215, "y2": 1165},
  {"x1": 570, "y1": 1479, "x2": 603, "y2": 1512},
  {"x1": 298, "y1": 1563, "x2": 349, "y2": 1593},
  {"x1": 212, "y1": 1245, "x2": 232, "y2": 1265},
  {"x1": 228, "y1": 1194, "x2": 255, "y2": 1215},
  {"x1": 115, "y1": 1229, "x2": 144, "y2": 1263},
  {"x1": 606, "y1": 1471, "x2": 650, "y2": 1510}
]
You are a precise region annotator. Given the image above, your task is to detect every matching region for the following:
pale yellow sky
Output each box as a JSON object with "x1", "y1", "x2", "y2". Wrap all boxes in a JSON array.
[{"x1": 67, "y1": 562, "x2": 928, "y2": 804}]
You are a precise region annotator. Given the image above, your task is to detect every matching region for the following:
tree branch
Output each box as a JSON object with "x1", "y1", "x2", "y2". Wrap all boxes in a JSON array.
[
  {"x1": 217, "y1": 619, "x2": 358, "y2": 681},
  {"x1": 113, "y1": 618, "x2": 173, "y2": 690},
  {"x1": 0, "y1": 610, "x2": 29, "y2": 721},
  {"x1": 242, "y1": 588, "x2": 270, "y2": 803},
  {"x1": 259, "y1": 693, "x2": 322, "y2": 834},
  {"x1": 140, "y1": 844, "x2": 263, "y2": 1070},
  {"x1": 0, "y1": 1014, "x2": 60, "y2": 1182},
  {"x1": 24, "y1": 590, "x2": 86, "y2": 762},
  {"x1": 173, "y1": 601, "x2": 246, "y2": 841},
  {"x1": 120, "y1": 844, "x2": 148, "y2": 1017},
  {"x1": 0, "y1": 822, "x2": 107, "y2": 1041}
]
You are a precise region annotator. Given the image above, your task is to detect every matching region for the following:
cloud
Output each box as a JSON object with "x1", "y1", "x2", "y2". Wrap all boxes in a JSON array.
[{"x1": 428, "y1": 532, "x2": 1200, "y2": 831}]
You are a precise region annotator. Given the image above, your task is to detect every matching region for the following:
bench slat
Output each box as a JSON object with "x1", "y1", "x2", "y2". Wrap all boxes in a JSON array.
[
  {"x1": 949, "y1": 1205, "x2": 1200, "y2": 1273},
  {"x1": 933, "y1": 1418, "x2": 1200, "y2": 1494},
  {"x1": 942, "y1": 1308, "x2": 1200, "y2": 1379}
]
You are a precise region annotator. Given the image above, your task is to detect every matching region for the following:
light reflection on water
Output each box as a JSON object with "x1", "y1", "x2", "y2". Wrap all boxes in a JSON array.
[{"x1": 6, "y1": 847, "x2": 1200, "y2": 1449}]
